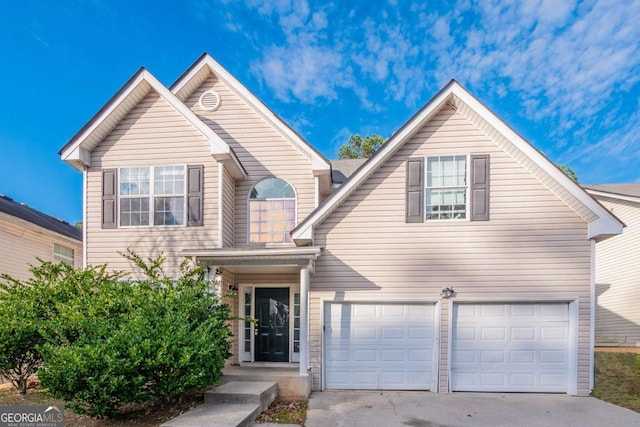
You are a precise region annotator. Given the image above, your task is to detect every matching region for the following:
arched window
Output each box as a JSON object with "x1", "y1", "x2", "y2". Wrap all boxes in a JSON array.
[{"x1": 249, "y1": 178, "x2": 296, "y2": 244}]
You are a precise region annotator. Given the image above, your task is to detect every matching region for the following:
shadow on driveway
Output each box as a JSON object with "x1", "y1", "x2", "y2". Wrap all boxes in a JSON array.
[{"x1": 306, "y1": 391, "x2": 640, "y2": 427}]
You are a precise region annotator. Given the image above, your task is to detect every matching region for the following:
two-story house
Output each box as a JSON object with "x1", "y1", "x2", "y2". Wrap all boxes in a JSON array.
[{"x1": 60, "y1": 53, "x2": 622, "y2": 397}]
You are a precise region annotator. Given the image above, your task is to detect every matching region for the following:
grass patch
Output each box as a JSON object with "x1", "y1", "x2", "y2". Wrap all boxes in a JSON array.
[
  {"x1": 0, "y1": 386, "x2": 203, "y2": 426},
  {"x1": 592, "y1": 351, "x2": 640, "y2": 412},
  {"x1": 255, "y1": 397, "x2": 308, "y2": 425}
]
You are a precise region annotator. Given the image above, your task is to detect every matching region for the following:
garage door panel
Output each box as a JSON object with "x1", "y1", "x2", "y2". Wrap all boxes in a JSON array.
[
  {"x1": 452, "y1": 302, "x2": 570, "y2": 393},
  {"x1": 324, "y1": 302, "x2": 435, "y2": 390}
]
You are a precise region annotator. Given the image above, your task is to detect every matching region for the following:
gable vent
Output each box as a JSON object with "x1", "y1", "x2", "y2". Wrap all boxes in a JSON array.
[{"x1": 198, "y1": 90, "x2": 221, "y2": 111}]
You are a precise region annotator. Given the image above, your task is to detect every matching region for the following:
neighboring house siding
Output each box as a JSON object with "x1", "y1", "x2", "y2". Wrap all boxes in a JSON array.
[
  {"x1": 222, "y1": 166, "x2": 235, "y2": 247},
  {"x1": 594, "y1": 196, "x2": 640, "y2": 346},
  {"x1": 0, "y1": 215, "x2": 82, "y2": 281},
  {"x1": 309, "y1": 107, "x2": 592, "y2": 394},
  {"x1": 86, "y1": 91, "x2": 218, "y2": 277},
  {"x1": 183, "y1": 76, "x2": 316, "y2": 246}
]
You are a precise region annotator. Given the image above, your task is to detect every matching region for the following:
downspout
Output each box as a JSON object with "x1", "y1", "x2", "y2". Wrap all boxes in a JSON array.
[
  {"x1": 82, "y1": 166, "x2": 88, "y2": 268},
  {"x1": 590, "y1": 239, "x2": 596, "y2": 392}
]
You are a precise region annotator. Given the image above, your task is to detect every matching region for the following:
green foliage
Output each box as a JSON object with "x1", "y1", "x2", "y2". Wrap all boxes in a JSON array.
[
  {"x1": 0, "y1": 252, "x2": 234, "y2": 417},
  {"x1": 558, "y1": 164, "x2": 579, "y2": 183},
  {"x1": 0, "y1": 271, "x2": 47, "y2": 394},
  {"x1": 338, "y1": 134, "x2": 386, "y2": 159}
]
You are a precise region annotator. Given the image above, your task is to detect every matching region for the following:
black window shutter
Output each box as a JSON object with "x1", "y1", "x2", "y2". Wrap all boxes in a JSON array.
[
  {"x1": 102, "y1": 169, "x2": 117, "y2": 229},
  {"x1": 406, "y1": 157, "x2": 424, "y2": 223},
  {"x1": 187, "y1": 165, "x2": 204, "y2": 227},
  {"x1": 470, "y1": 154, "x2": 490, "y2": 221}
]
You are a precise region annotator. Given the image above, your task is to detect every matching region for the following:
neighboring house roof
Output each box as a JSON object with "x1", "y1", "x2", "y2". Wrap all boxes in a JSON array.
[
  {"x1": 0, "y1": 194, "x2": 82, "y2": 241},
  {"x1": 170, "y1": 53, "x2": 331, "y2": 175},
  {"x1": 330, "y1": 159, "x2": 368, "y2": 183},
  {"x1": 584, "y1": 184, "x2": 640, "y2": 203},
  {"x1": 292, "y1": 80, "x2": 624, "y2": 244},
  {"x1": 59, "y1": 67, "x2": 247, "y2": 179}
]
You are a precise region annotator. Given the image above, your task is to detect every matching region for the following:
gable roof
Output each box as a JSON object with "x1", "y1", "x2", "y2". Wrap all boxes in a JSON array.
[
  {"x1": 292, "y1": 80, "x2": 624, "y2": 244},
  {"x1": 0, "y1": 194, "x2": 81, "y2": 241},
  {"x1": 59, "y1": 67, "x2": 247, "y2": 179},
  {"x1": 170, "y1": 53, "x2": 331, "y2": 175},
  {"x1": 584, "y1": 184, "x2": 640, "y2": 203}
]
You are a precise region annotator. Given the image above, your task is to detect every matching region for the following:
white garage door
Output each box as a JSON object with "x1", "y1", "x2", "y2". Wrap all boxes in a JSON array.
[
  {"x1": 324, "y1": 302, "x2": 436, "y2": 390},
  {"x1": 451, "y1": 302, "x2": 571, "y2": 392}
]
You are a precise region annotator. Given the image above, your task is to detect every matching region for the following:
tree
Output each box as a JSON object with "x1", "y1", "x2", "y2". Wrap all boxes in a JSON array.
[
  {"x1": 558, "y1": 164, "x2": 579, "y2": 183},
  {"x1": 338, "y1": 134, "x2": 386, "y2": 159}
]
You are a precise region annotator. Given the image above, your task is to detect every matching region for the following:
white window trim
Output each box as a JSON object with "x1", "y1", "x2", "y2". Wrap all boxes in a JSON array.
[
  {"x1": 425, "y1": 154, "x2": 470, "y2": 222},
  {"x1": 117, "y1": 165, "x2": 187, "y2": 228},
  {"x1": 246, "y1": 178, "x2": 298, "y2": 245}
]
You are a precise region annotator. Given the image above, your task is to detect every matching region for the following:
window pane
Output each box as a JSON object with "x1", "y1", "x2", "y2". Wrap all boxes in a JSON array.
[
  {"x1": 53, "y1": 243, "x2": 74, "y2": 264},
  {"x1": 154, "y1": 166, "x2": 185, "y2": 195},
  {"x1": 425, "y1": 156, "x2": 467, "y2": 220},
  {"x1": 120, "y1": 197, "x2": 150, "y2": 226},
  {"x1": 250, "y1": 178, "x2": 295, "y2": 199},
  {"x1": 248, "y1": 180, "x2": 296, "y2": 243},
  {"x1": 120, "y1": 167, "x2": 150, "y2": 196},
  {"x1": 154, "y1": 196, "x2": 185, "y2": 226}
]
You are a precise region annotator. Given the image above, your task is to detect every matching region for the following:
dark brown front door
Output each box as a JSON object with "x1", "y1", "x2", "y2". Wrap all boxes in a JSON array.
[{"x1": 255, "y1": 288, "x2": 290, "y2": 362}]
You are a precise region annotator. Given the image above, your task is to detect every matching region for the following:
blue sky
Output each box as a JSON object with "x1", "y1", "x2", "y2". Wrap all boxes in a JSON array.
[{"x1": 1, "y1": 0, "x2": 638, "y2": 224}]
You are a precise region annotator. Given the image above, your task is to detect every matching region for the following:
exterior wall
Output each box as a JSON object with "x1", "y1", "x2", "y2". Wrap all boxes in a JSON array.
[
  {"x1": 86, "y1": 91, "x2": 218, "y2": 278},
  {"x1": 309, "y1": 107, "x2": 592, "y2": 395},
  {"x1": 0, "y1": 214, "x2": 82, "y2": 281},
  {"x1": 183, "y1": 76, "x2": 316, "y2": 247},
  {"x1": 594, "y1": 196, "x2": 640, "y2": 346}
]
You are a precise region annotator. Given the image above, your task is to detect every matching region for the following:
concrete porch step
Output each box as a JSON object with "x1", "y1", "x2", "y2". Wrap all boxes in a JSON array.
[
  {"x1": 222, "y1": 366, "x2": 310, "y2": 397},
  {"x1": 160, "y1": 402, "x2": 261, "y2": 427},
  {"x1": 205, "y1": 381, "x2": 278, "y2": 410},
  {"x1": 160, "y1": 381, "x2": 278, "y2": 427}
]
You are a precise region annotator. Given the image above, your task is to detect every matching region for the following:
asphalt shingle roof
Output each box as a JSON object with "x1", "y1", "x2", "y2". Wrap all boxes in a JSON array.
[{"x1": 0, "y1": 194, "x2": 82, "y2": 241}]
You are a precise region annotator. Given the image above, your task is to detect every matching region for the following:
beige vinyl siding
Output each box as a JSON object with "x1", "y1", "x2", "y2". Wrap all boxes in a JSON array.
[
  {"x1": 184, "y1": 76, "x2": 316, "y2": 246},
  {"x1": 86, "y1": 91, "x2": 218, "y2": 278},
  {"x1": 222, "y1": 166, "x2": 235, "y2": 247},
  {"x1": 594, "y1": 196, "x2": 640, "y2": 346},
  {"x1": 309, "y1": 106, "x2": 592, "y2": 395},
  {"x1": 0, "y1": 215, "x2": 82, "y2": 281}
]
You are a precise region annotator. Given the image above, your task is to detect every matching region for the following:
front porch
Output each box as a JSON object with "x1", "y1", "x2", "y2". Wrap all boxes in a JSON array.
[
  {"x1": 181, "y1": 246, "x2": 321, "y2": 397},
  {"x1": 222, "y1": 365, "x2": 311, "y2": 397}
]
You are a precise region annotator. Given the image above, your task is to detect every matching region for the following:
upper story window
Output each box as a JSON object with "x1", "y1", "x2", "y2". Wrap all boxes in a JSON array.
[
  {"x1": 249, "y1": 178, "x2": 296, "y2": 244},
  {"x1": 53, "y1": 243, "x2": 74, "y2": 265},
  {"x1": 426, "y1": 155, "x2": 468, "y2": 220},
  {"x1": 406, "y1": 154, "x2": 489, "y2": 223},
  {"x1": 119, "y1": 165, "x2": 186, "y2": 227}
]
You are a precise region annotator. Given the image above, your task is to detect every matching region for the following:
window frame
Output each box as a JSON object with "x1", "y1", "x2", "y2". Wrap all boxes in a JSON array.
[
  {"x1": 117, "y1": 165, "x2": 187, "y2": 228},
  {"x1": 53, "y1": 243, "x2": 75, "y2": 265},
  {"x1": 247, "y1": 177, "x2": 298, "y2": 245},
  {"x1": 424, "y1": 154, "x2": 470, "y2": 221}
]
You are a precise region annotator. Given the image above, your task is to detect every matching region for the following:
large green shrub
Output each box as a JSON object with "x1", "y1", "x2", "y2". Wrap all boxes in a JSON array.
[{"x1": 0, "y1": 252, "x2": 234, "y2": 417}]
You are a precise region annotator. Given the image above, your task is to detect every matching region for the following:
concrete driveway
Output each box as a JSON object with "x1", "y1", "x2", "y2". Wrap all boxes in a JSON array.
[{"x1": 306, "y1": 391, "x2": 640, "y2": 427}]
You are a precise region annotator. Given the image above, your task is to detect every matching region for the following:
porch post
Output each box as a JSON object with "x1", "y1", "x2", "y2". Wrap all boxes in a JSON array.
[{"x1": 299, "y1": 264, "x2": 310, "y2": 376}]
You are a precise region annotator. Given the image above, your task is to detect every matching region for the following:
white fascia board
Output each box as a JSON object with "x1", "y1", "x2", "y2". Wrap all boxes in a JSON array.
[
  {"x1": 451, "y1": 83, "x2": 624, "y2": 239},
  {"x1": 291, "y1": 82, "x2": 455, "y2": 241},
  {"x1": 60, "y1": 71, "x2": 149, "y2": 165},
  {"x1": 586, "y1": 189, "x2": 640, "y2": 204},
  {"x1": 173, "y1": 55, "x2": 330, "y2": 173}
]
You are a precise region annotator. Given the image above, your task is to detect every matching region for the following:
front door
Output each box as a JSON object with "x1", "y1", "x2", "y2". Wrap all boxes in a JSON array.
[{"x1": 255, "y1": 288, "x2": 290, "y2": 362}]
